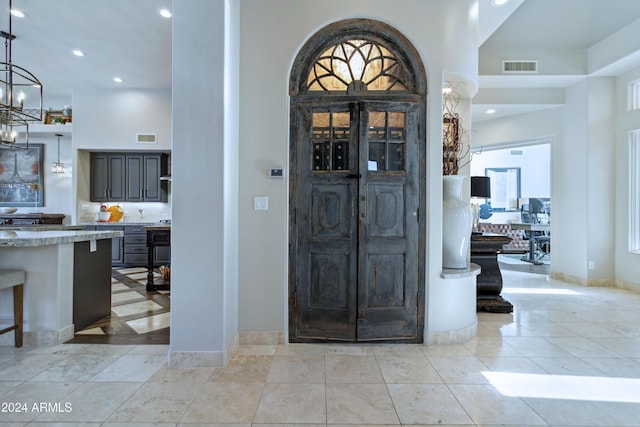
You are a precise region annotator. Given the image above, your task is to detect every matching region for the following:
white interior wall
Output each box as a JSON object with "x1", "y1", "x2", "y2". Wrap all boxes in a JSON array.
[
  {"x1": 12, "y1": 132, "x2": 74, "y2": 223},
  {"x1": 615, "y1": 65, "x2": 640, "y2": 289},
  {"x1": 223, "y1": 0, "x2": 240, "y2": 352},
  {"x1": 238, "y1": 0, "x2": 481, "y2": 339},
  {"x1": 471, "y1": 112, "x2": 562, "y2": 201},
  {"x1": 586, "y1": 77, "x2": 616, "y2": 283},
  {"x1": 470, "y1": 143, "x2": 551, "y2": 224},
  {"x1": 72, "y1": 89, "x2": 171, "y2": 151},
  {"x1": 473, "y1": 76, "x2": 624, "y2": 285},
  {"x1": 170, "y1": 0, "x2": 238, "y2": 367},
  {"x1": 553, "y1": 82, "x2": 589, "y2": 281},
  {"x1": 72, "y1": 88, "x2": 172, "y2": 223}
]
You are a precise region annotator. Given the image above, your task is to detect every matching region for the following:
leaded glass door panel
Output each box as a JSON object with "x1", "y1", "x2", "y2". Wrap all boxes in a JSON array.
[{"x1": 291, "y1": 101, "x2": 419, "y2": 341}]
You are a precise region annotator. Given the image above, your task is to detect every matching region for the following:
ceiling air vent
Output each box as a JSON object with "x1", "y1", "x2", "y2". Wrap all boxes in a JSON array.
[
  {"x1": 136, "y1": 133, "x2": 158, "y2": 144},
  {"x1": 502, "y1": 60, "x2": 538, "y2": 74}
]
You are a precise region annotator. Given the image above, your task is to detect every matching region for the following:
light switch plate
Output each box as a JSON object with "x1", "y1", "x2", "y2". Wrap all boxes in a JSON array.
[{"x1": 254, "y1": 196, "x2": 268, "y2": 211}]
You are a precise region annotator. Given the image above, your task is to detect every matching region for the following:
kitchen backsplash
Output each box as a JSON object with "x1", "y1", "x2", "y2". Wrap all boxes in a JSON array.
[{"x1": 78, "y1": 202, "x2": 171, "y2": 224}]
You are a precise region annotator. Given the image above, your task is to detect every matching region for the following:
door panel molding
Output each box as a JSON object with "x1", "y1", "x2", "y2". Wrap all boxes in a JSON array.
[{"x1": 289, "y1": 19, "x2": 426, "y2": 343}]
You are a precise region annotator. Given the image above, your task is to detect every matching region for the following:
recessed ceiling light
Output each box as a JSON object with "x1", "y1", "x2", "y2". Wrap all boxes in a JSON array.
[
  {"x1": 113, "y1": 77, "x2": 123, "y2": 83},
  {"x1": 485, "y1": 109, "x2": 496, "y2": 114},
  {"x1": 10, "y1": 9, "x2": 24, "y2": 18},
  {"x1": 72, "y1": 49, "x2": 85, "y2": 57},
  {"x1": 159, "y1": 9, "x2": 172, "y2": 18},
  {"x1": 491, "y1": 0, "x2": 509, "y2": 6}
]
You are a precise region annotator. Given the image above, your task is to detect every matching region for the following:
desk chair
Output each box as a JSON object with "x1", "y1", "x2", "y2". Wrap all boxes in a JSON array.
[{"x1": 520, "y1": 209, "x2": 550, "y2": 263}]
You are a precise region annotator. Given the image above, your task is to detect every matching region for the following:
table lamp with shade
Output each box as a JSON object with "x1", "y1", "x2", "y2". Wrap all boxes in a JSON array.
[{"x1": 471, "y1": 176, "x2": 491, "y2": 232}]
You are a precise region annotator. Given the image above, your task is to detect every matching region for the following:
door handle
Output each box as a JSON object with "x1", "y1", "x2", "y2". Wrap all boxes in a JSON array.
[
  {"x1": 351, "y1": 197, "x2": 355, "y2": 217},
  {"x1": 361, "y1": 196, "x2": 366, "y2": 218}
]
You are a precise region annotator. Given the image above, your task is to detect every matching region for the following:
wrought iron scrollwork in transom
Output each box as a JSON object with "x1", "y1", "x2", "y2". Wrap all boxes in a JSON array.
[{"x1": 306, "y1": 39, "x2": 409, "y2": 94}]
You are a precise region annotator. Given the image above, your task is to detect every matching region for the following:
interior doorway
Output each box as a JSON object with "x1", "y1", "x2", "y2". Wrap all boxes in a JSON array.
[
  {"x1": 470, "y1": 139, "x2": 551, "y2": 224},
  {"x1": 288, "y1": 19, "x2": 427, "y2": 342}
]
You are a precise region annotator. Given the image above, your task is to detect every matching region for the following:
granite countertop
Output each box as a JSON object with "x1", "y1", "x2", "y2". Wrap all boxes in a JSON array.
[
  {"x1": 0, "y1": 225, "x2": 84, "y2": 231},
  {"x1": 0, "y1": 229, "x2": 124, "y2": 248},
  {"x1": 0, "y1": 213, "x2": 65, "y2": 218},
  {"x1": 80, "y1": 221, "x2": 169, "y2": 226},
  {"x1": 80, "y1": 221, "x2": 159, "y2": 226}
]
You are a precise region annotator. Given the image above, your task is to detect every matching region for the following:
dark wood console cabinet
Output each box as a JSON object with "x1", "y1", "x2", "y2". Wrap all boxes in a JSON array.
[
  {"x1": 145, "y1": 226, "x2": 170, "y2": 291},
  {"x1": 0, "y1": 213, "x2": 65, "y2": 225}
]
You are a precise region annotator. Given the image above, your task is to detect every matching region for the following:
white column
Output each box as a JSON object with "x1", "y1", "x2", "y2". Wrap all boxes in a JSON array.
[{"x1": 169, "y1": 0, "x2": 239, "y2": 367}]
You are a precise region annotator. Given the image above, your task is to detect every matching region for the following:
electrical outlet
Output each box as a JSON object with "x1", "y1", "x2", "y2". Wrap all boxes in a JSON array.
[{"x1": 588, "y1": 261, "x2": 595, "y2": 270}]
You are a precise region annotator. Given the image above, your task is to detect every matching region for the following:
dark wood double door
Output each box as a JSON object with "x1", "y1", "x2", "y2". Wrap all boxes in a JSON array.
[{"x1": 290, "y1": 100, "x2": 423, "y2": 342}]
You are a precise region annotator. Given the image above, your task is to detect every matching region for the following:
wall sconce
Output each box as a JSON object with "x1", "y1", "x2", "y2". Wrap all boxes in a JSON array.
[{"x1": 51, "y1": 133, "x2": 64, "y2": 173}]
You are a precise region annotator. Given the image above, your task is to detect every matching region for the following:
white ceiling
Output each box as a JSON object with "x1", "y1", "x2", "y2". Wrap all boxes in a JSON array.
[
  {"x1": 474, "y1": 0, "x2": 640, "y2": 122},
  {"x1": 2, "y1": 0, "x2": 639, "y2": 120},
  {"x1": 0, "y1": 0, "x2": 172, "y2": 107},
  {"x1": 483, "y1": 0, "x2": 640, "y2": 50}
]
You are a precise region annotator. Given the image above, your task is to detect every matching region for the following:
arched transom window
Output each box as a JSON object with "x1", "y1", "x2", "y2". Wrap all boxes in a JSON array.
[{"x1": 307, "y1": 39, "x2": 409, "y2": 93}]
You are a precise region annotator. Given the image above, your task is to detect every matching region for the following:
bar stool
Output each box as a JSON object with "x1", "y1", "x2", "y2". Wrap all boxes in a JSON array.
[{"x1": 0, "y1": 269, "x2": 25, "y2": 347}]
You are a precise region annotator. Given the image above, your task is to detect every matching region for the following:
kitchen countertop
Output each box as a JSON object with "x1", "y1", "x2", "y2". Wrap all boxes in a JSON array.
[
  {"x1": 144, "y1": 225, "x2": 171, "y2": 230},
  {"x1": 80, "y1": 221, "x2": 160, "y2": 226},
  {"x1": 0, "y1": 225, "x2": 84, "y2": 231},
  {"x1": 0, "y1": 213, "x2": 65, "y2": 218},
  {"x1": 80, "y1": 221, "x2": 171, "y2": 226},
  {"x1": 0, "y1": 229, "x2": 124, "y2": 247}
]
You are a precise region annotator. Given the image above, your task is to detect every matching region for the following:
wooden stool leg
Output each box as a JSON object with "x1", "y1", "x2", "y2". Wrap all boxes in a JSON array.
[{"x1": 13, "y1": 284, "x2": 23, "y2": 348}]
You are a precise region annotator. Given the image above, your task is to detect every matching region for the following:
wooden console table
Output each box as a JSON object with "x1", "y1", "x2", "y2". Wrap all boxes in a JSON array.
[
  {"x1": 145, "y1": 225, "x2": 170, "y2": 291},
  {"x1": 471, "y1": 232, "x2": 513, "y2": 313},
  {"x1": 0, "y1": 213, "x2": 64, "y2": 225}
]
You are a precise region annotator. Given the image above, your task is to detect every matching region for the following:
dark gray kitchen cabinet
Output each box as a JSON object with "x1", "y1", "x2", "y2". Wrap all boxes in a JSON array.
[
  {"x1": 90, "y1": 154, "x2": 125, "y2": 202},
  {"x1": 85, "y1": 225, "x2": 124, "y2": 265},
  {"x1": 91, "y1": 152, "x2": 168, "y2": 202},
  {"x1": 123, "y1": 224, "x2": 148, "y2": 266},
  {"x1": 125, "y1": 154, "x2": 168, "y2": 202},
  {"x1": 122, "y1": 225, "x2": 170, "y2": 267},
  {"x1": 89, "y1": 224, "x2": 170, "y2": 267},
  {"x1": 107, "y1": 226, "x2": 125, "y2": 265}
]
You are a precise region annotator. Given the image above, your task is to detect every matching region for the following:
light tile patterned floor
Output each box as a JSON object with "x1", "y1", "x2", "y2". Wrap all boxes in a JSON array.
[
  {"x1": 1, "y1": 269, "x2": 640, "y2": 425},
  {"x1": 71, "y1": 267, "x2": 170, "y2": 344}
]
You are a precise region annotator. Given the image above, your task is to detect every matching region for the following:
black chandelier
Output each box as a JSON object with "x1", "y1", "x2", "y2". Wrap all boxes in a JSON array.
[{"x1": 0, "y1": 0, "x2": 43, "y2": 149}]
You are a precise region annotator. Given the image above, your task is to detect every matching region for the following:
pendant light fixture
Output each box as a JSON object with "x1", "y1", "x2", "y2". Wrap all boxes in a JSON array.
[
  {"x1": 51, "y1": 133, "x2": 64, "y2": 173},
  {"x1": 0, "y1": 0, "x2": 43, "y2": 149}
]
